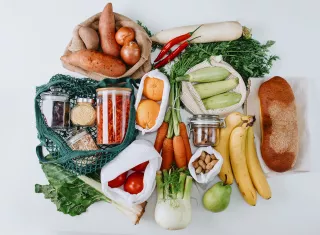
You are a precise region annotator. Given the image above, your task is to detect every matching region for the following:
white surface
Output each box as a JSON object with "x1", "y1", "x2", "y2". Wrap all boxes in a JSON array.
[{"x1": 0, "y1": 0, "x2": 320, "y2": 235}]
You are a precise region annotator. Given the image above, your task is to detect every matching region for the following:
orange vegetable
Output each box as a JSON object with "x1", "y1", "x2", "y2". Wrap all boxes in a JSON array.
[
  {"x1": 161, "y1": 138, "x2": 174, "y2": 170},
  {"x1": 143, "y1": 77, "x2": 164, "y2": 101},
  {"x1": 179, "y1": 122, "x2": 192, "y2": 163},
  {"x1": 154, "y1": 122, "x2": 169, "y2": 153},
  {"x1": 136, "y1": 99, "x2": 160, "y2": 129},
  {"x1": 173, "y1": 135, "x2": 187, "y2": 168}
]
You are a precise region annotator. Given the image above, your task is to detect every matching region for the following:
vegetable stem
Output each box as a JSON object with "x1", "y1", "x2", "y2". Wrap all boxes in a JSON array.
[
  {"x1": 177, "y1": 173, "x2": 187, "y2": 199},
  {"x1": 163, "y1": 170, "x2": 169, "y2": 199},
  {"x1": 156, "y1": 171, "x2": 164, "y2": 200},
  {"x1": 164, "y1": 108, "x2": 172, "y2": 123},
  {"x1": 171, "y1": 83, "x2": 180, "y2": 136},
  {"x1": 183, "y1": 176, "x2": 193, "y2": 200}
]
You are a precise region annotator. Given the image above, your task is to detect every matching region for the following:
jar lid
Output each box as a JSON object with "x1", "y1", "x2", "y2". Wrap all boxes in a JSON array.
[
  {"x1": 40, "y1": 87, "x2": 69, "y2": 102},
  {"x1": 189, "y1": 114, "x2": 223, "y2": 127},
  {"x1": 96, "y1": 87, "x2": 132, "y2": 93},
  {"x1": 66, "y1": 129, "x2": 88, "y2": 145},
  {"x1": 77, "y1": 97, "x2": 94, "y2": 104}
]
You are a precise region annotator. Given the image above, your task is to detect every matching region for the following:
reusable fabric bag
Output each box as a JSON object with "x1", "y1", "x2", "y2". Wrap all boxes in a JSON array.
[{"x1": 101, "y1": 140, "x2": 162, "y2": 205}]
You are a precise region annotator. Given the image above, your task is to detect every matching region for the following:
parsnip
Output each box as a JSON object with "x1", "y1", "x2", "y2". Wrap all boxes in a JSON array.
[{"x1": 151, "y1": 21, "x2": 243, "y2": 44}]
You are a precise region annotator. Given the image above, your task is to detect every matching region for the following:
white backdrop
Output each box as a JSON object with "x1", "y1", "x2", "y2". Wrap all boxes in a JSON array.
[{"x1": 1, "y1": 0, "x2": 320, "y2": 234}]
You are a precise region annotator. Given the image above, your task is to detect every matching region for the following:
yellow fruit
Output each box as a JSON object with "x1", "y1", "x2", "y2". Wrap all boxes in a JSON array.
[
  {"x1": 215, "y1": 112, "x2": 244, "y2": 185},
  {"x1": 230, "y1": 125, "x2": 257, "y2": 206},
  {"x1": 246, "y1": 127, "x2": 272, "y2": 199}
]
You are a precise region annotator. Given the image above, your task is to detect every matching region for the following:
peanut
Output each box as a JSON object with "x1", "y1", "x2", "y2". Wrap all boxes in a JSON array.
[
  {"x1": 205, "y1": 169, "x2": 210, "y2": 173},
  {"x1": 211, "y1": 154, "x2": 217, "y2": 160},
  {"x1": 205, "y1": 154, "x2": 211, "y2": 164},
  {"x1": 198, "y1": 159, "x2": 206, "y2": 169},
  {"x1": 206, "y1": 160, "x2": 218, "y2": 170},
  {"x1": 196, "y1": 166, "x2": 203, "y2": 174},
  {"x1": 200, "y1": 151, "x2": 206, "y2": 160},
  {"x1": 192, "y1": 160, "x2": 199, "y2": 168}
]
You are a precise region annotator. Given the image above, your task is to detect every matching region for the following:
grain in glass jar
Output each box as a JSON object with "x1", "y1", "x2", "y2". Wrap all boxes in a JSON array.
[
  {"x1": 71, "y1": 98, "x2": 96, "y2": 127},
  {"x1": 96, "y1": 87, "x2": 131, "y2": 145},
  {"x1": 40, "y1": 87, "x2": 70, "y2": 129},
  {"x1": 189, "y1": 114, "x2": 225, "y2": 147}
]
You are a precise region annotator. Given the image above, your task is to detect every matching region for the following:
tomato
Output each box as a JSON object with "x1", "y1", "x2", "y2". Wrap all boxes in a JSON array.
[
  {"x1": 124, "y1": 172, "x2": 144, "y2": 194},
  {"x1": 131, "y1": 161, "x2": 149, "y2": 172},
  {"x1": 108, "y1": 172, "x2": 127, "y2": 188}
]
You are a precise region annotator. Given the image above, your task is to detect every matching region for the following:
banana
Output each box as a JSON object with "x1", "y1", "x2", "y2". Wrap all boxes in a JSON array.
[
  {"x1": 230, "y1": 122, "x2": 257, "y2": 206},
  {"x1": 246, "y1": 127, "x2": 272, "y2": 199},
  {"x1": 216, "y1": 112, "x2": 251, "y2": 185}
]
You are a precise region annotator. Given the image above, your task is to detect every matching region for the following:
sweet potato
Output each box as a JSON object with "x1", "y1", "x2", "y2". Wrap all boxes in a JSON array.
[
  {"x1": 60, "y1": 50, "x2": 126, "y2": 77},
  {"x1": 99, "y1": 3, "x2": 120, "y2": 57}
]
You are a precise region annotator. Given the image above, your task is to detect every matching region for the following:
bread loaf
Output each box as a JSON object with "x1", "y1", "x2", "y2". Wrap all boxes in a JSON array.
[{"x1": 258, "y1": 76, "x2": 298, "y2": 172}]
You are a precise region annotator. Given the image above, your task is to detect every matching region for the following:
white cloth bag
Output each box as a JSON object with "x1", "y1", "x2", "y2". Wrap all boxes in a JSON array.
[
  {"x1": 188, "y1": 146, "x2": 223, "y2": 184},
  {"x1": 135, "y1": 69, "x2": 170, "y2": 134},
  {"x1": 101, "y1": 140, "x2": 162, "y2": 205}
]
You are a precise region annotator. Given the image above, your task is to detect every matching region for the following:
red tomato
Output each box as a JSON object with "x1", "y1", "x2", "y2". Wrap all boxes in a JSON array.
[
  {"x1": 131, "y1": 161, "x2": 149, "y2": 172},
  {"x1": 124, "y1": 172, "x2": 144, "y2": 194},
  {"x1": 108, "y1": 172, "x2": 127, "y2": 188}
]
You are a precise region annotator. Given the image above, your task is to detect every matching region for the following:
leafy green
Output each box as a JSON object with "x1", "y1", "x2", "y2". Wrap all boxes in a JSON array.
[
  {"x1": 35, "y1": 164, "x2": 109, "y2": 216},
  {"x1": 170, "y1": 37, "x2": 279, "y2": 85}
]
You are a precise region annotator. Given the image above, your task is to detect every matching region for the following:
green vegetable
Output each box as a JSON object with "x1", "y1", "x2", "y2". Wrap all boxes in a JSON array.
[
  {"x1": 35, "y1": 163, "x2": 146, "y2": 224},
  {"x1": 170, "y1": 37, "x2": 279, "y2": 85},
  {"x1": 194, "y1": 78, "x2": 239, "y2": 99},
  {"x1": 202, "y1": 92, "x2": 241, "y2": 109},
  {"x1": 155, "y1": 170, "x2": 193, "y2": 230},
  {"x1": 176, "y1": 67, "x2": 230, "y2": 83}
]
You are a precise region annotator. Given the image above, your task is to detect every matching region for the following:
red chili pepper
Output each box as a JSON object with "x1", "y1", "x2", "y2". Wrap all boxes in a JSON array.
[
  {"x1": 154, "y1": 36, "x2": 201, "y2": 69},
  {"x1": 154, "y1": 25, "x2": 202, "y2": 63}
]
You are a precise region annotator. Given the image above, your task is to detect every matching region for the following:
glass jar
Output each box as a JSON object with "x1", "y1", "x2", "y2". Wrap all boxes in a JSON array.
[
  {"x1": 40, "y1": 87, "x2": 70, "y2": 129},
  {"x1": 96, "y1": 87, "x2": 131, "y2": 145},
  {"x1": 71, "y1": 98, "x2": 96, "y2": 127},
  {"x1": 66, "y1": 130, "x2": 99, "y2": 166},
  {"x1": 189, "y1": 114, "x2": 225, "y2": 147}
]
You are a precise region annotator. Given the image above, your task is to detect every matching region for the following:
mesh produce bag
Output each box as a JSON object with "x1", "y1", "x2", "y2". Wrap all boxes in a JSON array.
[
  {"x1": 35, "y1": 74, "x2": 139, "y2": 175},
  {"x1": 61, "y1": 12, "x2": 152, "y2": 80}
]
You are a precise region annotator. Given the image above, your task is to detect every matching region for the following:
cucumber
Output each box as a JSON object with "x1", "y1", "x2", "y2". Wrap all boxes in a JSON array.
[
  {"x1": 176, "y1": 67, "x2": 230, "y2": 83},
  {"x1": 202, "y1": 92, "x2": 242, "y2": 110},
  {"x1": 194, "y1": 78, "x2": 239, "y2": 99}
]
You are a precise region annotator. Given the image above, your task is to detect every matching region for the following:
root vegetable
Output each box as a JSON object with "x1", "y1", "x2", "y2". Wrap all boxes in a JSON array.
[
  {"x1": 115, "y1": 27, "x2": 135, "y2": 46},
  {"x1": 121, "y1": 41, "x2": 141, "y2": 66},
  {"x1": 99, "y1": 3, "x2": 120, "y2": 57},
  {"x1": 79, "y1": 26, "x2": 100, "y2": 50},
  {"x1": 151, "y1": 21, "x2": 243, "y2": 44},
  {"x1": 60, "y1": 50, "x2": 126, "y2": 77}
]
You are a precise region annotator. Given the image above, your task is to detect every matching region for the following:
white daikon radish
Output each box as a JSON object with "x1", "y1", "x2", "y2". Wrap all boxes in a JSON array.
[{"x1": 151, "y1": 21, "x2": 243, "y2": 44}]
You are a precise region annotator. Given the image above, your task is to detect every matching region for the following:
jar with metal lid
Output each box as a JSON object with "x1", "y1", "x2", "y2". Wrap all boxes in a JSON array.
[
  {"x1": 96, "y1": 87, "x2": 131, "y2": 145},
  {"x1": 66, "y1": 129, "x2": 99, "y2": 166},
  {"x1": 189, "y1": 114, "x2": 225, "y2": 147},
  {"x1": 71, "y1": 98, "x2": 96, "y2": 127},
  {"x1": 40, "y1": 87, "x2": 70, "y2": 129}
]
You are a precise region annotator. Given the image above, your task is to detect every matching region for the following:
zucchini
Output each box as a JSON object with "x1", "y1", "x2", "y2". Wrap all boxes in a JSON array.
[
  {"x1": 202, "y1": 92, "x2": 241, "y2": 109},
  {"x1": 194, "y1": 78, "x2": 239, "y2": 99},
  {"x1": 176, "y1": 67, "x2": 230, "y2": 83}
]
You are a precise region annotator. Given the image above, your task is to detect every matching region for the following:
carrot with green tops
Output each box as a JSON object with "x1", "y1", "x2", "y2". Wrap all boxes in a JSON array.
[
  {"x1": 171, "y1": 83, "x2": 187, "y2": 168},
  {"x1": 179, "y1": 122, "x2": 192, "y2": 163},
  {"x1": 161, "y1": 117, "x2": 174, "y2": 170},
  {"x1": 154, "y1": 109, "x2": 171, "y2": 153}
]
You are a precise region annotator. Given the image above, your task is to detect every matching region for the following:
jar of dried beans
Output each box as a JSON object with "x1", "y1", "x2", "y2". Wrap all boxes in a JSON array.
[
  {"x1": 96, "y1": 87, "x2": 131, "y2": 145},
  {"x1": 189, "y1": 114, "x2": 225, "y2": 147}
]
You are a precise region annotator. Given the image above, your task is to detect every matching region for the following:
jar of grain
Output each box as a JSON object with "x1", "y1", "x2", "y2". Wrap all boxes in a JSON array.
[{"x1": 71, "y1": 98, "x2": 96, "y2": 127}]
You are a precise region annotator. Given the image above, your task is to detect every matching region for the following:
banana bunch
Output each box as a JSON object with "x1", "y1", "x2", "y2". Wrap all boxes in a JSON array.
[{"x1": 215, "y1": 112, "x2": 271, "y2": 206}]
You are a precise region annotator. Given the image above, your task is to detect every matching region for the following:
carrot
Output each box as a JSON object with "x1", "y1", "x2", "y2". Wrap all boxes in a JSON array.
[
  {"x1": 173, "y1": 135, "x2": 187, "y2": 168},
  {"x1": 179, "y1": 122, "x2": 192, "y2": 163},
  {"x1": 161, "y1": 138, "x2": 174, "y2": 170},
  {"x1": 154, "y1": 109, "x2": 171, "y2": 153}
]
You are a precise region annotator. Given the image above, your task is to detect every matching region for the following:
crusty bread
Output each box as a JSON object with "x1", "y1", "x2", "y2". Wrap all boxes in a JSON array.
[{"x1": 258, "y1": 76, "x2": 298, "y2": 172}]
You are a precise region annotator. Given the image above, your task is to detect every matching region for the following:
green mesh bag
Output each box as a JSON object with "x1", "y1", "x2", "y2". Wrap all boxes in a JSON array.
[{"x1": 35, "y1": 74, "x2": 139, "y2": 175}]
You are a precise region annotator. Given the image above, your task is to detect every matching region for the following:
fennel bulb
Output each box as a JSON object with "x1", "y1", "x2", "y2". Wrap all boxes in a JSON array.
[{"x1": 154, "y1": 170, "x2": 193, "y2": 230}]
